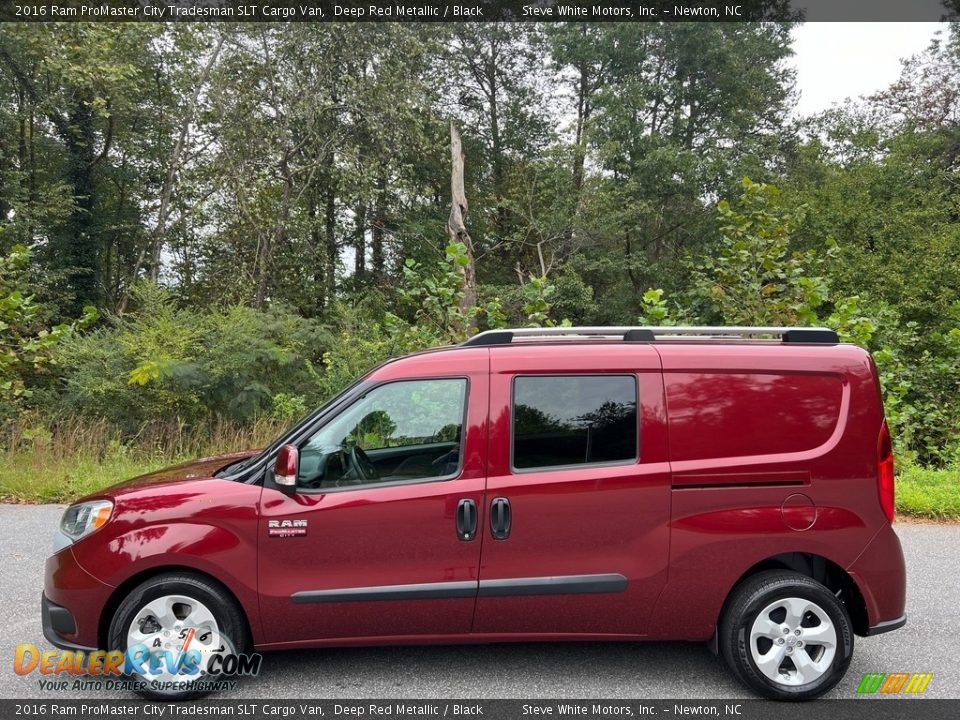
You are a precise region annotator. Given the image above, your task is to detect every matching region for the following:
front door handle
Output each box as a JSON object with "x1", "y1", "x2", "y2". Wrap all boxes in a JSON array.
[
  {"x1": 456, "y1": 499, "x2": 477, "y2": 541},
  {"x1": 490, "y1": 497, "x2": 511, "y2": 540}
]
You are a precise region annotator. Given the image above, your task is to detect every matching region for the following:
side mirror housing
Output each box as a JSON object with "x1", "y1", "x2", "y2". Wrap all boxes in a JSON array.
[{"x1": 274, "y1": 444, "x2": 299, "y2": 488}]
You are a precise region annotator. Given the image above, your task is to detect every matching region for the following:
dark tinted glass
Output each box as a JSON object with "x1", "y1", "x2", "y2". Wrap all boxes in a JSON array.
[{"x1": 512, "y1": 375, "x2": 638, "y2": 470}]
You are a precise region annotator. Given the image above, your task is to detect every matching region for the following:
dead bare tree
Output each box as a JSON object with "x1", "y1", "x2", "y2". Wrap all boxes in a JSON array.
[{"x1": 446, "y1": 121, "x2": 477, "y2": 322}]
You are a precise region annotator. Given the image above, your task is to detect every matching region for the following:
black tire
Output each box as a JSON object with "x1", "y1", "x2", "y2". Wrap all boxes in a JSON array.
[
  {"x1": 107, "y1": 572, "x2": 249, "y2": 700},
  {"x1": 718, "y1": 570, "x2": 854, "y2": 701}
]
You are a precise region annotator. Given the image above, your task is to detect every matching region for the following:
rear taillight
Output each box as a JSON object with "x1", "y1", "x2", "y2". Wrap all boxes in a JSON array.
[{"x1": 877, "y1": 421, "x2": 896, "y2": 522}]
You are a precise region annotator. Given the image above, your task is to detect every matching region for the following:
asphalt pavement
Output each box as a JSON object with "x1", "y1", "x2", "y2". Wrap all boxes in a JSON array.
[{"x1": 1, "y1": 504, "x2": 956, "y2": 699}]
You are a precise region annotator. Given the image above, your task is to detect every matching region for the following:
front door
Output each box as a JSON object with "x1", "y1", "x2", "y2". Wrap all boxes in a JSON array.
[
  {"x1": 472, "y1": 345, "x2": 671, "y2": 636},
  {"x1": 258, "y1": 363, "x2": 488, "y2": 645}
]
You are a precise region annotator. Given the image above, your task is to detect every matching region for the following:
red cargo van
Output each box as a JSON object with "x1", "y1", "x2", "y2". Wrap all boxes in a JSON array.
[{"x1": 43, "y1": 326, "x2": 906, "y2": 700}]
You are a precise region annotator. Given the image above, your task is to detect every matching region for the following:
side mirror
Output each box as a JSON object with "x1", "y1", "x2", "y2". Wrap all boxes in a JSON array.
[{"x1": 274, "y1": 444, "x2": 299, "y2": 488}]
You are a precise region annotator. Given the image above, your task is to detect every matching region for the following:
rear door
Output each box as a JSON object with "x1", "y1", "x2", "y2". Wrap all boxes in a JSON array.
[{"x1": 472, "y1": 344, "x2": 671, "y2": 636}]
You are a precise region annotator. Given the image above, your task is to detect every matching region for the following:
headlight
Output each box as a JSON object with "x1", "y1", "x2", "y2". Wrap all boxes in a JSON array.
[{"x1": 60, "y1": 500, "x2": 113, "y2": 542}]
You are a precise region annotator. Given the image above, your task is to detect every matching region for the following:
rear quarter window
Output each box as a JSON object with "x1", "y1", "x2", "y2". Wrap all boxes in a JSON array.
[{"x1": 665, "y1": 371, "x2": 843, "y2": 461}]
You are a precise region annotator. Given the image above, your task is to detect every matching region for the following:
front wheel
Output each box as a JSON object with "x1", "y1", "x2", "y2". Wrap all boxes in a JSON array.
[
  {"x1": 718, "y1": 571, "x2": 854, "y2": 701},
  {"x1": 107, "y1": 573, "x2": 248, "y2": 699}
]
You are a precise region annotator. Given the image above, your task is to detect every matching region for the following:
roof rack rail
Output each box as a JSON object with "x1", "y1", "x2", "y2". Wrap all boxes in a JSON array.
[{"x1": 459, "y1": 326, "x2": 839, "y2": 347}]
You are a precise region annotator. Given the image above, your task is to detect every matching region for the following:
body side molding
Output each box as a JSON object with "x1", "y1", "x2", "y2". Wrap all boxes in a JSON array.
[
  {"x1": 291, "y1": 581, "x2": 477, "y2": 604},
  {"x1": 477, "y1": 573, "x2": 627, "y2": 597},
  {"x1": 290, "y1": 573, "x2": 628, "y2": 604}
]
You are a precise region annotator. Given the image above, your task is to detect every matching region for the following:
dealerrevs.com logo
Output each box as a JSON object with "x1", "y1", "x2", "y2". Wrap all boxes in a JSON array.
[
  {"x1": 14, "y1": 629, "x2": 262, "y2": 695},
  {"x1": 856, "y1": 673, "x2": 933, "y2": 695}
]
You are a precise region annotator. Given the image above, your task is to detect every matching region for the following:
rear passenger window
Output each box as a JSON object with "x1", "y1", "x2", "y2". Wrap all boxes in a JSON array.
[{"x1": 512, "y1": 375, "x2": 638, "y2": 470}]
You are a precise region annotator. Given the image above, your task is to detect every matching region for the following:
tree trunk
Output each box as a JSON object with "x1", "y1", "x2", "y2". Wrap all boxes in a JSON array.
[
  {"x1": 371, "y1": 172, "x2": 386, "y2": 281},
  {"x1": 254, "y1": 229, "x2": 271, "y2": 307},
  {"x1": 572, "y1": 59, "x2": 589, "y2": 198},
  {"x1": 308, "y1": 191, "x2": 325, "y2": 313},
  {"x1": 447, "y1": 121, "x2": 477, "y2": 323},
  {"x1": 324, "y1": 184, "x2": 337, "y2": 304},
  {"x1": 119, "y1": 33, "x2": 225, "y2": 314},
  {"x1": 567, "y1": 49, "x2": 594, "y2": 245},
  {"x1": 61, "y1": 97, "x2": 100, "y2": 314},
  {"x1": 353, "y1": 199, "x2": 366, "y2": 277},
  {"x1": 17, "y1": 88, "x2": 26, "y2": 180},
  {"x1": 255, "y1": 151, "x2": 293, "y2": 308},
  {"x1": 487, "y1": 59, "x2": 509, "y2": 239},
  {"x1": 0, "y1": 135, "x2": 6, "y2": 223},
  {"x1": 28, "y1": 108, "x2": 36, "y2": 224}
]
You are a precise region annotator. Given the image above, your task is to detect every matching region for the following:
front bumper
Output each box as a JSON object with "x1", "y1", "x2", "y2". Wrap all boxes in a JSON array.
[
  {"x1": 42, "y1": 594, "x2": 96, "y2": 652},
  {"x1": 43, "y1": 546, "x2": 113, "y2": 650}
]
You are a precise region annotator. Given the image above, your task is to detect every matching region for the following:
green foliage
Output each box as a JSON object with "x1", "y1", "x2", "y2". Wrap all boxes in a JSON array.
[
  {"x1": 637, "y1": 178, "x2": 841, "y2": 328},
  {"x1": 521, "y1": 275, "x2": 569, "y2": 328},
  {"x1": 638, "y1": 289, "x2": 679, "y2": 326},
  {"x1": 545, "y1": 271, "x2": 597, "y2": 325},
  {"x1": 389, "y1": 242, "x2": 511, "y2": 350},
  {"x1": 316, "y1": 244, "x2": 511, "y2": 404},
  {"x1": 50, "y1": 284, "x2": 329, "y2": 430},
  {"x1": 392, "y1": 244, "x2": 473, "y2": 345},
  {"x1": 480, "y1": 271, "x2": 582, "y2": 329},
  {"x1": 692, "y1": 178, "x2": 837, "y2": 326},
  {"x1": 270, "y1": 393, "x2": 309, "y2": 423},
  {"x1": 319, "y1": 243, "x2": 571, "y2": 408},
  {"x1": 316, "y1": 301, "x2": 394, "y2": 401},
  {"x1": 2, "y1": 23, "x2": 960, "y2": 474},
  {"x1": 0, "y1": 243, "x2": 97, "y2": 411}
]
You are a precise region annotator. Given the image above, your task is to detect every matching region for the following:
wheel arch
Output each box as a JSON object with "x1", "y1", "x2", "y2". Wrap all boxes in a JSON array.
[
  {"x1": 714, "y1": 552, "x2": 869, "y2": 648},
  {"x1": 98, "y1": 565, "x2": 254, "y2": 651}
]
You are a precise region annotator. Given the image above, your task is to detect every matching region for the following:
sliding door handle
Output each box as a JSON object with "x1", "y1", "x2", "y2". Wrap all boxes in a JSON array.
[
  {"x1": 490, "y1": 497, "x2": 511, "y2": 540},
  {"x1": 456, "y1": 499, "x2": 477, "y2": 540}
]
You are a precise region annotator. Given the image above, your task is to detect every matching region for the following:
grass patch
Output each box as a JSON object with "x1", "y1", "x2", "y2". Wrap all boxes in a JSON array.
[
  {"x1": 0, "y1": 453, "x2": 174, "y2": 504},
  {"x1": 896, "y1": 465, "x2": 960, "y2": 520},
  {"x1": 0, "y1": 417, "x2": 286, "y2": 504}
]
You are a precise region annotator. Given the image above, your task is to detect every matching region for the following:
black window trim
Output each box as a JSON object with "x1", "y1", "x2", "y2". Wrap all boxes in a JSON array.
[
  {"x1": 288, "y1": 375, "x2": 472, "y2": 495},
  {"x1": 509, "y1": 373, "x2": 640, "y2": 474}
]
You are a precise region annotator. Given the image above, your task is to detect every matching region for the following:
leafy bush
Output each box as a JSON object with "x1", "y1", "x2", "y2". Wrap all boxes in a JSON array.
[
  {"x1": 691, "y1": 178, "x2": 837, "y2": 326},
  {"x1": 0, "y1": 242, "x2": 97, "y2": 414},
  {"x1": 46, "y1": 284, "x2": 330, "y2": 430},
  {"x1": 315, "y1": 300, "x2": 395, "y2": 400},
  {"x1": 481, "y1": 271, "x2": 590, "y2": 328}
]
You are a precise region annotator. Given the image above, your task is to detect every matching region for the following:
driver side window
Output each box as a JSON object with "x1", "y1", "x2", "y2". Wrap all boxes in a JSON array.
[{"x1": 297, "y1": 378, "x2": 468, "y2": 490}]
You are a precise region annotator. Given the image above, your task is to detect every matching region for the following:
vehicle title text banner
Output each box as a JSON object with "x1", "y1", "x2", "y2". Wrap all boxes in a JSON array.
[
  {"x1": 2, "y1": 700, "x2": 960, "y2": 720},
  {"x1": 1, "y1": 0, "x2": 957, "y2": 23}
]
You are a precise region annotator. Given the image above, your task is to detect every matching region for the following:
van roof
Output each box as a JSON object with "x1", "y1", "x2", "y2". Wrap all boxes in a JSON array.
[
  {"x1": 369, "y1": 326, "x2": 868, "y2": 384},
  {"x1": 459, "y1": 326, "x2": 840, "y2": 347}
]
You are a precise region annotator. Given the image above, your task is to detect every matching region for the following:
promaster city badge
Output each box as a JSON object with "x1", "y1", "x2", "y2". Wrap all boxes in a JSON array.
[{"x1": 267, "y1": 519, "x2": 307, "y2": 537}]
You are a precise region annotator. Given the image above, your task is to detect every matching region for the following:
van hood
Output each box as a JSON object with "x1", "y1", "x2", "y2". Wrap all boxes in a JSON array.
[{"x1": 102, "y1": 450, "x2": 260, "y2": 494}]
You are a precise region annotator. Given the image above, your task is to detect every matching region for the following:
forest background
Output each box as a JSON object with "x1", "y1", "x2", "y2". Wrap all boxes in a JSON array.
[{"x1": 1, "y1": 21, "x2": 958, "y2": 516}]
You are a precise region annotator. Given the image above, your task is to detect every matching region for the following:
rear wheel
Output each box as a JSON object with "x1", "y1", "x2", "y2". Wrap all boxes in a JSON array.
[
  {"x1": 718, "y1": 570, "x2": 854, "y2": 701},
  {"x1": 107, "y1": 573, "x2": 248, "y2": 699}
]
